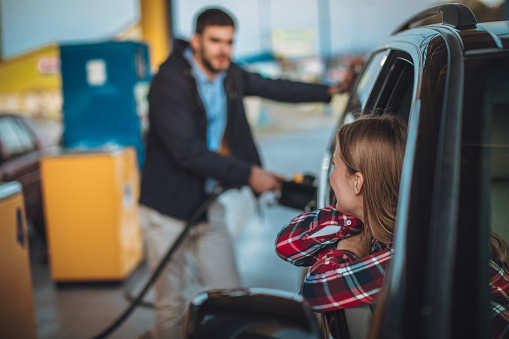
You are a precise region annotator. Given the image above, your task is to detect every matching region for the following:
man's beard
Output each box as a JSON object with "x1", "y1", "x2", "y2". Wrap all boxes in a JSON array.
[{"x1": 201, "y1": 50, "x2": 229, "y2": 74}]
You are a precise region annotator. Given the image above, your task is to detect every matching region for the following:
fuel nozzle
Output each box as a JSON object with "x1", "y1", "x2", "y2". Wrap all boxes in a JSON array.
[
  {"x1": 277, "y1": 172, "x2": 317, "y2": 212},
  {"x1": 292, "y1": 173, "x2": 316, "y2": 186}
]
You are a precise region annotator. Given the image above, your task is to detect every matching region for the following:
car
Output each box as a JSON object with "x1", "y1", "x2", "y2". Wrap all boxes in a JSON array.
[
  {"x1": 0, "y1": 112, "x2": 48, "y2": 250},
  {"x1": 183, "y1": 4, "x2": 509, "y2": 338}
]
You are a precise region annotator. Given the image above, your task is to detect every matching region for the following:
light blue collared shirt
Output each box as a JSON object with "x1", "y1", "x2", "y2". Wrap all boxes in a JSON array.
[
  {"x1": 184, "y1": 48, "x2": 227, "y2": 152},
  {"x1": 184, "y1": 48, "x2": 228, "y2": 192}
]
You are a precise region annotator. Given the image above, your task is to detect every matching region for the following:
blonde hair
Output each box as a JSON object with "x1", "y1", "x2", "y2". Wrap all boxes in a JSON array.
[
  {"x1": 491, "y1": 231, "x2": 509, "y2": 266},
  {"x1": 337, "y1": 114, "x2": 408, "y2": 244}
]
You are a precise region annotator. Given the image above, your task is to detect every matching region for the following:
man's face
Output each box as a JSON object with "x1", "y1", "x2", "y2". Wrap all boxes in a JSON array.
[{"x1": 191, "y1": 25, "x2": 234, "y2": 75}]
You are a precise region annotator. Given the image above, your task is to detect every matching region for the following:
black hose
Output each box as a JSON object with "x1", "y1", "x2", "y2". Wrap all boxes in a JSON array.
[
  {"x1": 91, "y1": 186, "x2": 229, "y2": 339},
  {"x1": 123, "y1": 288, "x2": 154, "y2": 309}
]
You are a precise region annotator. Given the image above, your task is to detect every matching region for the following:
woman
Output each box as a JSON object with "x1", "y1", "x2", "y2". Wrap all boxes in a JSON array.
[
  {"x1": 275, "y1": 113, "x2": 406, "y2": 311},
  {"x1": 275, "y1": 114, "x2": 509, "y2": 338}
]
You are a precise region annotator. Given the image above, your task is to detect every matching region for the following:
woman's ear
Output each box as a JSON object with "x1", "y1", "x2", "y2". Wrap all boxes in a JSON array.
[{"x1": 354, "y1": 172, "x2": 364, "y2": 195}]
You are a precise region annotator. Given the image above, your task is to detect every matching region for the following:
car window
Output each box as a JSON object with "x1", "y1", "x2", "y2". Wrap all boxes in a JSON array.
[
  {"x1": 344, "y1": 50, "x2": 389, "y2": 117},
  {"x1": 343, "y1": 50, "x2": 414, "y2": 126},
  {"x1": 461, "y1": 54, "x2": 509, "y2": 242},
  {"x1": 0, "y1": 117, "x2": 37, "y2": 160},
  {"x1": 324, "y1": 50, "x2": 415, "y2": 208},
  {"x1": 359, "y1": 50, "x2": 413, "y2": 121},
  {"x1": 371, "y1": 54, "x2": 414, "y2": 122},
  {"x1": 460, "y1": 52, "x2": 509, "y2": 336}
]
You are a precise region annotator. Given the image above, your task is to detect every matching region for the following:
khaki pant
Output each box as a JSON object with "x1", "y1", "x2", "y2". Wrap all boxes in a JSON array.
[{"x1": 139, "y1": 201, "x2": 241, "y2": 339}]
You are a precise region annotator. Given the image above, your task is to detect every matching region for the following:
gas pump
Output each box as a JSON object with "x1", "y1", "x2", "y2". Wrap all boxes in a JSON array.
[
  {"x1": 59, "y1": 40, "x2": 150, "y2": 167},
  {"x1": 41, "y1": 41, "x2": 150, "y2": 283}
]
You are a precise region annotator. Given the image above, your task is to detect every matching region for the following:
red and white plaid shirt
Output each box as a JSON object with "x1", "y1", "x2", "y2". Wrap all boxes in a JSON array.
[
  {"x1": 275, "y1": 205, "x2": 391, "y2": 312},
  {"x1": 275, "y1": 206, "x2": 509, "y2": 338},
  {"x1": 489, "y1": 259, "x2": 509, "y2": 339}
]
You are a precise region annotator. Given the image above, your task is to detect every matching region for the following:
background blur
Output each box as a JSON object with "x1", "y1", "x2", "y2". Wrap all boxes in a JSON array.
[{"x1": 0, "y1": 0, "x2": 505, "y2": 121}]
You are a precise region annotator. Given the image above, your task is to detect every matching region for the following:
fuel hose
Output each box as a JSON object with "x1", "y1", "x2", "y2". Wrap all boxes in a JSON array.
[{"x1": 91, "y1": 186, "x2": 230, "y2": 339}]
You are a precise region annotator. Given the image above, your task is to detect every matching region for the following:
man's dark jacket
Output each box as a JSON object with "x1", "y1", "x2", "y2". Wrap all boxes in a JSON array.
[{"x1": 139, "y1": 40, "x2": 331, "y2": 221}]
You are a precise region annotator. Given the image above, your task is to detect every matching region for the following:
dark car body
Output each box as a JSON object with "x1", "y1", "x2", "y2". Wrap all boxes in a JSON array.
[
  {"x1": 184, "y1": 4, "x2": 509, "y2": 339},
  {"x1": 0, "y1": 113, "x2": 46, "y2": 235},
  {"x1": 184, "y1": 288, "x2": 321, "y2": 339}
]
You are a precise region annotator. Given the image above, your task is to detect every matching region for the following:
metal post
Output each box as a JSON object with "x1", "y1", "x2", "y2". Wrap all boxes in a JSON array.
[
  {"x1": 139, "y1": 0, "x2": 172, "y2": 69},
  {"x1": 318, "y1": 0, "x2": 331, "y2": 58},
  {"x1": 258, "y1": 0, "x2": 272, "y2": 52},
  {"x1": 318, "y1": 0, "x2": 332, "y2": 83}
]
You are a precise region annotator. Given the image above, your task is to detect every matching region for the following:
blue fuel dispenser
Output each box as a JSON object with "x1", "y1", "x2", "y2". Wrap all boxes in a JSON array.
[{"x1": 60, "y1": 41, "x2": 150, "y2": 167}]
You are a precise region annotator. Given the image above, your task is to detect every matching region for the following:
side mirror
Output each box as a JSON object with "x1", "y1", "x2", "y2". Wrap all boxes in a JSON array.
[{"x1": 184, "y1": 288, "x2": 321, "y2": 339}]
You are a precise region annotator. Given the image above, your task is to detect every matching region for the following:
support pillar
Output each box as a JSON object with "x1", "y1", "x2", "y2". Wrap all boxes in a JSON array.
[{"x1": 139, "y1": 0, "x2": 172, "y2": 71}]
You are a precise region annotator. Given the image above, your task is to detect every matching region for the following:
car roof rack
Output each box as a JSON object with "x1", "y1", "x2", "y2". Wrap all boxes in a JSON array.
[{"x1": 392, "y1": 3, "x2": 477, "y2": 35}]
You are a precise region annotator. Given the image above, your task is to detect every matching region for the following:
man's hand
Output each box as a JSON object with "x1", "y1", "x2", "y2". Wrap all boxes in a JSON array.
[
  {"x1": 337, "y1": 231, "x2": 370, "y2": 258},
  {"x1": 248, "y1": 165, "x2": 284, "y2": 194},
  {"x1": 329, "y1": 57, "x2": 365, "y2": 95}
]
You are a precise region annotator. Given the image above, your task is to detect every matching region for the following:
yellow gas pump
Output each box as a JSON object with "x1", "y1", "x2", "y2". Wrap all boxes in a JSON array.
[
  {"x1": 0, "y1": 182, "x2": 38, "y2": 339},
  {"x1": 41, "y1": 146, "x2": 143, "y2": 282}
]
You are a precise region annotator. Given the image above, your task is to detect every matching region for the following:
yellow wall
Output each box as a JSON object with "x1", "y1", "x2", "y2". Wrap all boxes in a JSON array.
[
  {"x1": 0, "y1": 44, "x2": 61, "y2": 119},
  {"x1": 0, "y1": 44, "x2": 60, "y2": 92}
]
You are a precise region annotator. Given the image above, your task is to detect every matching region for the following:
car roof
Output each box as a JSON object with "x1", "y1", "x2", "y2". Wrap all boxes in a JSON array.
[
  {"x1": 471, "y1": 21, "x2": 509, "y2": 49},
  {"x1": 384, "y1": 4, "x2": 509, "y2": 56}
]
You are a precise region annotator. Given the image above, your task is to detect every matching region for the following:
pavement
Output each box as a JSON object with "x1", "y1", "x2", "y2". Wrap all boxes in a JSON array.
[{"x1": 28, "y1": 97, "x2": 343, "y2": 339}]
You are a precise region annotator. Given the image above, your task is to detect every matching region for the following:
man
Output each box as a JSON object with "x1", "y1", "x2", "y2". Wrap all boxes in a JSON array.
[{"x1": 138, "y1": 7, "x2": 339, "y2": 339}]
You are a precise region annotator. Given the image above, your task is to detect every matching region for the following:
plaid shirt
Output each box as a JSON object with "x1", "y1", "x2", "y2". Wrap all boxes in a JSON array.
[
  {"x1": 275, "y1": 205, "x2": 391, "y2": 312},
  {"x1": 489, "y1": 259, "x2": 509, "y2": 339},
  {"x1": 276, "y1": 206, "x2": 509, "y2": 336}
]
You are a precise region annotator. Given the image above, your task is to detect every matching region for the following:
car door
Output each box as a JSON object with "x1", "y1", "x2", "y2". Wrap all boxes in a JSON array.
[
  {"x1": 454, "y1": 50, "x2": 509, "y2": 339},
  {"x1": 369, "y1": 33, "x2": 509, "y2": 339}
]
